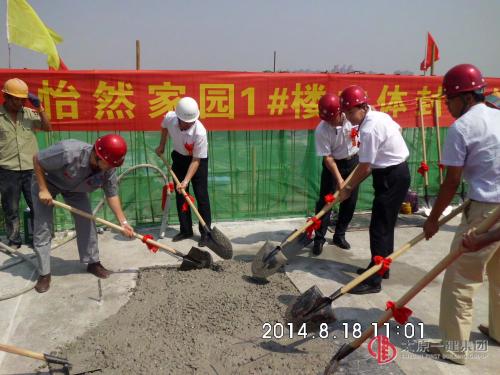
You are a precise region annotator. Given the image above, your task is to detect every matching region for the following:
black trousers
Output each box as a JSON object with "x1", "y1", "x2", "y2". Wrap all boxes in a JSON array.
[
  {"x1": 0, "y1": 168, "x2": 34, "y2": 245},
  {"x1": 171, "y1": 151, "x2": 211, "y2": 235},
  {"x1": 314, "y1": 155, "x2": 359, "y2": 244},
  {"x1": 367, "y1": 161, "x2": 411, "y2": 286}
]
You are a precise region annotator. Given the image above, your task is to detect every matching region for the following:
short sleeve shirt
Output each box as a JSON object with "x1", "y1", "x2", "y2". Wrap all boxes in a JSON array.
[
  {"x1": 37, "y1": 140, "x2": 118, "y2": 197},
  {"x1": 358, "y1": 108, "x2": 409, "y2": 168},
  {"x1": 314, "y1": 116, "x2": 359, "y2": 159},
  {"x1": 0, "y1": 104, "x2": 42, "y2": 170},
  {"x1": 161, "y1": 112, "x2": 208, "y2": 158},
  {"x1": 441, "y1": 103, "x2": 500, "y2": 203}
]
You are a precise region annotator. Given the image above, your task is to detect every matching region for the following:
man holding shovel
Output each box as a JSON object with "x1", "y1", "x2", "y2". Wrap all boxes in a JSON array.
[
  {"x1": 155, "y1": 97, "x2": 212, "y2": 248},
  {"x1": 337, "y1": 85, "x2": 411, "y2": 294},
  {"x1": 31, "y1": 134, "x2": 134, "y2": 293},
  {"x1": 423, "y1": 64, "x2": 500, "y2": 364},
  {"x1": 312, "y1": 93, "x2": 359, "y2": 255}
]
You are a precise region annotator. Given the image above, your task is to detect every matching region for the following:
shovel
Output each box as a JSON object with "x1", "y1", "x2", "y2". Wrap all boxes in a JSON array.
[
  {"x1": 324, "y1": 204, "x2": 500, "y2": 374},
  {"x1": 0, "y1": 342, "x2": 71, "y2": 374},
  {"x1": 433, "y1": 99, "x2": 452, "y2": 216},
  {"x1": 52, "y1": 200, "x2": 212, "y2": 271},
  {"x1": 418, "y1": 99, "x2": 431, "y2": 213},
  {"x1": 251, "y1": 167, "x2": 358, "y2": 280},
  {"x1": 156, "y1": 152, "x2": 233, "y2": 260},
  {"x1": 433, "y1": 99, "x2": 444, "y2": 187},
  {"x1": 286, "y1": 200, "x2": 470, "y2": 326}
]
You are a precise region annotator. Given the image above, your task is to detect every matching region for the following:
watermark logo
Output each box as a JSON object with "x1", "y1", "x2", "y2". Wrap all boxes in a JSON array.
[{"x1": 368, "y1": 335, "x2": 397, "y2": 364}]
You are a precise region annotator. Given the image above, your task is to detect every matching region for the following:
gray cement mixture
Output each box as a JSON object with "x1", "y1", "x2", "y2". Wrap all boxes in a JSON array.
[{"x1": 59, "y1": 261, "x2": 404, "y2": 374}]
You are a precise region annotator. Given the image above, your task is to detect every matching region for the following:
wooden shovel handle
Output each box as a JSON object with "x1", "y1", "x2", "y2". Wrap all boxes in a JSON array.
[
  {"x1": 157, "y1": 153, "x2": 207, "y2": 227},
  {"x1": 433, "y1": 99, "x2": 444, "y2": 184},
  {"x1": 419, "y1": 99, "x2": 429, "y2": 187},
  {"x1": 282, "y1": 166, "x2": 359, "y2": 247},
  {"x1": 340, "y1": 200, "x2": 470, "y2": 294},
  {"x1": 349, "y1": 204, "x2": 500, "y2": 351},
  {"x1": 0, "y1": 342, "x2": 45, "y2": 361},
  {"x1": 52, "y1": 200, "x2": 184, "y2": 258}
]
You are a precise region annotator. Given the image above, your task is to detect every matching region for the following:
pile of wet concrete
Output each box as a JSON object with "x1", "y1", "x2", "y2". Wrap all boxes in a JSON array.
[{"x1": 60, "y1": 261, "x2": 402, "y2": 374}]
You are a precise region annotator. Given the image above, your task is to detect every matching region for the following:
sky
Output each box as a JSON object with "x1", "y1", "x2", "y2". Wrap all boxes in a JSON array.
[{"x1": 1, "y1": 0, "x2": 499, "y2": 77}]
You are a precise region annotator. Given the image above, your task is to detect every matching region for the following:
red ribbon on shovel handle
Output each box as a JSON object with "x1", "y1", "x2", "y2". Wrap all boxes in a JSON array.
[
  {"x1": 161, "y1": 183, "x2": 175, "y2": 210},
  {"x1": 386, "y1": 300, "x2": 412, "y2": 324},
  {"x1": 324, "y1": 193, "x2": 335, "y2": 204},
  {"x1": 373, "y1": 256, "x2": 392, "y2": 276},
  {"x1": 417, "y1": 161, "x2": 429, "y2": 176},
  {"x1": 305, "y1": 217, "x2": 322, "y2": 239},
  {"x1": 141, "y1": 234, "x2": 159, "y2": 253},
  {"x1": 181, "y1": 194, "x2": 195, "y2": 212}
]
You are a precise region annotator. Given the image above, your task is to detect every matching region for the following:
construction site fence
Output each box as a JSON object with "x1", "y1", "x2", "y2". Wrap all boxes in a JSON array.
[{"x1": 0, "y1": 127, "x2": 461, "y2": 235}]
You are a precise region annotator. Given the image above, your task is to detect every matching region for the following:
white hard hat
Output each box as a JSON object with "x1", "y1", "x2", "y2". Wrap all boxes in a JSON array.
[{"x1": 175, "y1": 97, "x2": 200, "y2": 123}]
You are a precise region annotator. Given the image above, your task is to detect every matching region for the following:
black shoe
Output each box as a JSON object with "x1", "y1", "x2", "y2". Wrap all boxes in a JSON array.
[
  {"x1": 356, "y1": 266, "x2": 390, "y2": 279},
  {"x1": 172, "y1": 232, "x2": 193, "y2": 242},
  {"x1": 8, "y1": 241, "x2": 22, "y2": 249},
  {"x1": 332, "y1": 236, "x2": 350, "y2": 250},
  {"x1": 312, "y1": 241, "x2": 324, "y2": 256},
  {"x1": 478, "y1": 324, "x2": 500, "y2": 345},
  {"x1": 198, "y1": 234, "x2": 208, "y2": 247},
  {"x1": 348, "y1": 282, "x2": 381, "y2": 295}
]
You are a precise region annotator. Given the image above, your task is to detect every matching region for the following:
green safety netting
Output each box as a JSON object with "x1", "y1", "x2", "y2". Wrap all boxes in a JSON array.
[{"x1": 1, "y1": 127, "x2": 464, "y2": 235}]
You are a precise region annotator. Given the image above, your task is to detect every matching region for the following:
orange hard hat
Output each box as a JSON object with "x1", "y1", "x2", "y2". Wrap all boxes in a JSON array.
[{"x1": 2, "y1": 78, "x2": 29, "y2": 98}]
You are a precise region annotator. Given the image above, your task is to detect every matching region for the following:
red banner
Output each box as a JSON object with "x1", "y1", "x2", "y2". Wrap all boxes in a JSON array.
[{"x1": 1, "y1": 69, "x2": 499, "y2": 131}]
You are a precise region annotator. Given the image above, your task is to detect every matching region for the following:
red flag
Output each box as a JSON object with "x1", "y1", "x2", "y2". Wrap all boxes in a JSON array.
[
  {"x1": 49, "y1": 56, "x2": 69, "y2": 71},
  {"x1": 420, "y1": 32, "x2": 440, "y2": 72}
]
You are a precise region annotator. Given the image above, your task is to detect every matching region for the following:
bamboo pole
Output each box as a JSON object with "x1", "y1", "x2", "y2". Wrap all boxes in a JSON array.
[{"x1": 135, "y1": 40, "x2": 140, "y2": 70}]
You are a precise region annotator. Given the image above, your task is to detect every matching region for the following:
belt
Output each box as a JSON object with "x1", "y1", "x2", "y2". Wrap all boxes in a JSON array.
[{"x1": 335, "y1": 154, "x2": 358, "y2": 162}]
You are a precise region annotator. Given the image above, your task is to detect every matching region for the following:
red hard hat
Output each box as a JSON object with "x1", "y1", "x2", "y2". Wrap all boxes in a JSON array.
[
  {"x1": 443, "y1": 64, "x2": 486, "y2": 97},
  {"x1": 340, "y1": 85, "x2": 368, "y2": 111},
  {"x1": 318, "y1": 93, "x2": 341, "y2": 121},
  {"x1": 94, "y1": 134, "x2": 127, "y2": 167}
]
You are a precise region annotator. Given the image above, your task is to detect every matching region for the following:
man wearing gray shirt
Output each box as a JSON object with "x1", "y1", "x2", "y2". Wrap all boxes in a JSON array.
[{"x1": 32, "y1": 134, "x2": 134, "y2": 293}]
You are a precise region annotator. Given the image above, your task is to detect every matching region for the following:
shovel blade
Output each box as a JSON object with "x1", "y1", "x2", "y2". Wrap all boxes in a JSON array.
[
  {"x1": 285, "y1": 285, "x2": 336, "y2": 326},
  {"x1": 251, "y1": 241, "x2": 288, "y2": 280},
  {"x1": 179, "y1": 247, "x2": 213, "y2": 271},
  {"x1": 281, "y1": 230, "x2": 313, "y2": 259},
  {"x1": 207, "y1": 226, "x2": 233, "y2": 259}
]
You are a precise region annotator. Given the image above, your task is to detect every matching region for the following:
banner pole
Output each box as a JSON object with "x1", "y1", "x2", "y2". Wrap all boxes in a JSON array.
[
  {"x1": 430, "y1": 43, "x2": 435, "y2": 76},
  {"x1": 136, "y1": 40, "x2": 140, "y2": 70}
]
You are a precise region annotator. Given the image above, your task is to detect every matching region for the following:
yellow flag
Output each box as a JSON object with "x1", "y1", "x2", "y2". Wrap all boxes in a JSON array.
[{"x1": 7, "y1": 0, "x2": 63, "y2": 69}]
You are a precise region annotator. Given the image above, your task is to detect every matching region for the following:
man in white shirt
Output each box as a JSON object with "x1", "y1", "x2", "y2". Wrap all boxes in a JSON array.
[
  {"x1": 337, "y1": 85, "x2": 411, "y2": 294},
  {"x1": 312, "y1": 93, "x2": 359, "y2": 255},
  {"x1": 423, "y1": 64, "x2": 500, "y2": 364},
  {"x1": 155, "y1": 97, "x2": 211, "y2": 247}
]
